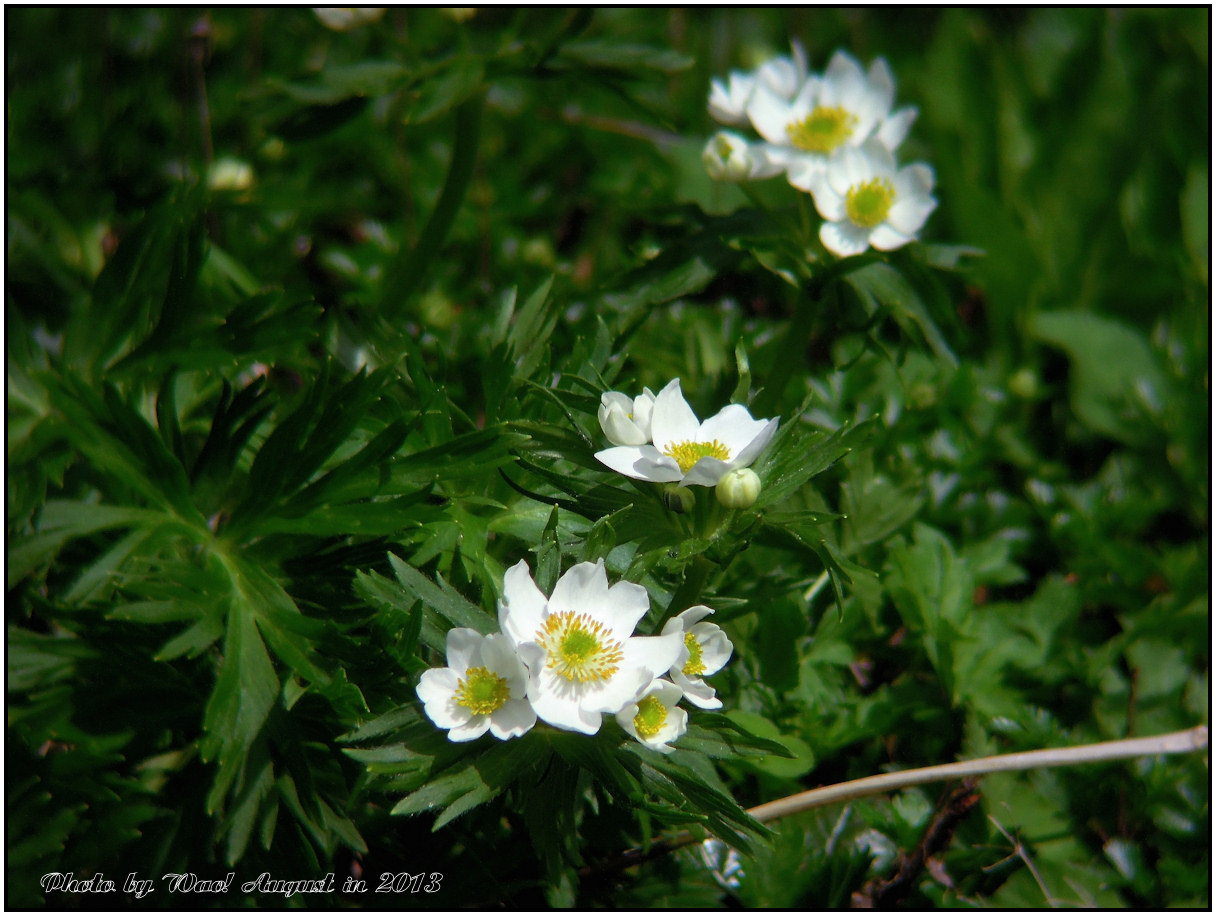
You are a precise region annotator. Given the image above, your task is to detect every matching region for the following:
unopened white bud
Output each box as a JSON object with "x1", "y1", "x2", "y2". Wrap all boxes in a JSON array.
[
  {"x1": 715, "y1": 468, "x2": 761, "y2": 509},
  {"x1": 702, "y1": 131, "x2": 756, "y2": 182}
]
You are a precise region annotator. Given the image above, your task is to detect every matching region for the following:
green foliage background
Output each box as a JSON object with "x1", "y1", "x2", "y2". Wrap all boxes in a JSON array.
[{"x1": 6, "y1": 7, "x2": 1209, "y2": 909}]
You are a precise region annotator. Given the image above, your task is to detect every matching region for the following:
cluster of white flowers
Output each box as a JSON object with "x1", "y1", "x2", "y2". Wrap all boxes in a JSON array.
[
  {"x1": 594, "y1": 378, "x2": 776, "y2": 505},
  {"x1": 703, "y1": 42, "x2": 937, "y2": 258},
  {"x1": 418, "y1": 559, "x2": 734, "y2": 753}
]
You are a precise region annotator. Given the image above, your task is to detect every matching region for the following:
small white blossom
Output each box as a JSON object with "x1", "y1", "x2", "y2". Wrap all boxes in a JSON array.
[
  {"x1": 708, "y1": 41, "x2": 808, "y2": 125},
  {"x1": 598, "y1": 387, "x2": 656, "y2": 447},
  {"x1": 498, "y1": 560, "x2": 684, "y2": 735},
  {"x1": 661, "y1": 605, "x2": 733, "y2": 710},
  {"x1": 615, "y1": 679, "x2": 687, "y2": 754},
  {"x1": 702, "y1": 131, "x2": 782, "y2": 182},
  {"x1": 595, "y1": 379, "x2": 778, "y2": 488},
  {"x1": 746, "y1": 49, "x2": 917, "y2": 181},
  {"x1": 416, "y1": 629, "x2": 535, "y2": 742},
  {"x1": 795, "y1": 138, "x2": 937, "y2": 257}
]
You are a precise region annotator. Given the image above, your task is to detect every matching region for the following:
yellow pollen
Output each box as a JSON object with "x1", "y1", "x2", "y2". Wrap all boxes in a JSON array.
[
  {"x1": 787, "y1": 105, "x2": 857, "y2": 153},
  {"x1": 682, "y1": 632, "x2": 706, "y2": 677},
  {"x1": 663, "y1": 439, "x2": 730, "y2": 474},
  {"x1": 536, "y1": 612, "x2": 624, "y2": 684},
  {"x1": 633, "y1": 695, "x2": 668, "y2": 738},
  {"x1": 455, "y1": 666, "x2": 511, "y2": 715},
  {"x1": 845, "y1": 178, "x2": 895, "y2": 229}
]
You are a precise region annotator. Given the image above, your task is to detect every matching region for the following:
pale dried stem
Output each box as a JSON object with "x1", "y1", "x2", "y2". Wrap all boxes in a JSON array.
[{"x1": 745, "y1": 725, "x2": 1208, "y2": 825}]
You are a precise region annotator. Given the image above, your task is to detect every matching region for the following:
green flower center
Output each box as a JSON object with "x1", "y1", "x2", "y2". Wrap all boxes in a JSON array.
[
  {"x1": 845, "y1": 178, "x2": 895, "y2": 229},
  {"x1": 455, "y1": 666, "x2": 511, "y2": 715},
  {"x1": 714, "y1": 135, "x2": 734, "y2": 160},
  {"x1": 682, "y1": 632, "x2": 706, "y2": 677},
  {"x1": 633, "y1": 695, "x2": 668, "y2": 738},
  {"x1": 664, "y1": 439, "x2": 730, "y2": 474},
  {"x1": 536, "y1": 612, "x2": 624, "y2": 684},
  {"x1": 787, "y1": 105, "x2": 857, "y2": 153}
]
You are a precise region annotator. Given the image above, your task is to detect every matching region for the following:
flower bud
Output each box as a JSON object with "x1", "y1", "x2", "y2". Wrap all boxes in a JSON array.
[
  {"x1": 702, "y1": 131, "x2": 757, "y2": 182},
  {"x1": 663, "y1": 483, "x2": 695, "y2": 514},
  {"x1": 715, "y1": 468, "x2": 761, "y2": 509}
]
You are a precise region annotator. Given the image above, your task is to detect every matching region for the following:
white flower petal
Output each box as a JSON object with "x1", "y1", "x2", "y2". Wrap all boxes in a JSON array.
[
  {"x1": 582, "y1": 666, "x2": 653, "y2": 715},
  {"x1": 821, "y1": 50, "x2": 866, "y2": 108},
  {"x1": 821, "y1": 220, "x2": 874, "y2": 257},
  {"x1": 689, "y1": 623, "x2": 734, "y2": 674},
  {"x1": 446, "y1": 717, "x2": 492, "y2": 742},
  {"x1": 664, "y1": 604, "x2": 715, "y2": 633},
  {"x1": 698, "y1": 403, "x2": 772, "y2": 458},
  {"x1": 787, "y1": 156, "x2": 828, "y2": 193},
  {"x1": 488, "y1": 697, "x2": 536, "y2": 739},
  {"x1": 595, "y1": 444, "x2": 684, "y2": 483},
  {"x1": 877, "y1": 106, "x2": 917, "y2": 151},
  {"x1": 727, "y1": 416, "x2": 778, "y2": 470},
  {"x1": 479, "y1": 632, "x2": 529, "y2": 696},
  {"x1": 416, "y1": 668, "x2": 461, "y2": 718},
  {"x1": 886, "y1": 193, "x2": 936, "y2": 236},
  {"x1": 622, "y1": 631, "x2": 684, "y2": 679},
  {"x1": 864, "y1": 57, "x2": 896, "y2": 121},
  {"x1": 650, "y1": 379, "x2": 701, "y2": 449},
  {"x1": 604, "y1": 579, "x2": 652, "y2": 640},
  {"x1": 894, "y1": 162, "x2": 936, "y2": 199},
  {"x1": 746, "y1": 84, "x2": 798, "y2": 145},
  {"x1": 681, "y1": 456, "x2": 734, "y2": 487},
  {"x1": 671, "y1": 669, "x2": 722, "y2": 709},
  {"x1": 806, "y1": 172, "x2": 846, "y2": 220},
  {"x1": 599, "y1": 392, "x2": 648, "y2": 446},
  {"x1": 528, "y1": 669, "x2": 604, "y2": 734},
  {"x1": 548, "y1": 560, "x2": 610, "y2": 616},
  {"x1": 444, "y1": 627, "x2": 482, "y2": 675},
  {"x1": 633, "y1": 388, "x2": 656, "y2": 437},
  {"x1": 869, "y1": 223, "x2": 914, "y2": 251},
  {"x1": 498, "y1": 560, "x2": 548, "y2": 647}
]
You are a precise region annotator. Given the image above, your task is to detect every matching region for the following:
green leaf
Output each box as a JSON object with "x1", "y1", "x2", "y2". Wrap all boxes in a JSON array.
[
  {"x1": 1030, "y1": 310, "x2": 1170, "y2": 444},
  {"x1": 845, "y1": 261, "x2": 958, "y2": 366},
  {"x1": 388, "y1": 553, "x2": 497, "y2": 635}
]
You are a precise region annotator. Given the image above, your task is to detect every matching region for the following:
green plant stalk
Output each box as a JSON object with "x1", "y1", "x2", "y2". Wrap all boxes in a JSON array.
[
  {"x1": 665, "y1": 554, "x2": 715, "y2": 619},
  {"x1": 386, "y1": 92, "x2": 485, "y2": 313}
]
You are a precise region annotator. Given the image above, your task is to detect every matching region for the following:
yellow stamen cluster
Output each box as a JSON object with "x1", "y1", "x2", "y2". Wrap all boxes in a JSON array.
[
  {"x1": 455, "y1": 666, "x2": 511, "y2": 715},
  {"x1": 536, "y1": 612, "x2": 624, "y2": 684},
  {"x1": 682, "y1": 632, "x2": 706, "y2": 677},
  {"x1": 664, "y1": 439, "x2": 730, "y2": 474},
  {"x1": 633, "y1": 695, "x2": 668, "y2": 738},
  {"x1": 787, "y1": 105, "x2": 857, "y2": 153},
  {"x1": 845, "y1": 177, "x2": 896, "y2": 228}
]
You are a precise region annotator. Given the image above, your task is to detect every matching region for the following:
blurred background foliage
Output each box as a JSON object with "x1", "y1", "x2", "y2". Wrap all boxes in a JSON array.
[{"x1": 6, "y1": 6, "x2": 1209, "y2": 909}]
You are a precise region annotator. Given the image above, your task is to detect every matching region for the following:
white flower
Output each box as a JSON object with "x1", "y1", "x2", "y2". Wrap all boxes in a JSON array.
[
  {"x1": 661, "y1": 605, "x2": 733, "y2": 710},
  {"x1": 746, "y1": 49, "x2": 917, "y2": 180},
  {"x1": 498, "y1": 560, "x2": 684, "y2": 736},
  {"x1": 416, "y1": 629, "x2": 536, "y2": 742},
  {"x1": 598, "y1": 387, "x2": 656, "y2": 447},
  {"x1": 595, "y1": 379, "x2": 778, "y2": 488},
  {"x1": 615, "y1": 679, "x2": 687, "y2": 754},
  {"x1": 702, "y1": 131, "x2": 782, "y2": 182},
  {"x1": 708, "y1": 41, "x2": 808, "y2": 126},
  {"x1": 795, "y1": 138, "x2": 937, "y2": 257}
]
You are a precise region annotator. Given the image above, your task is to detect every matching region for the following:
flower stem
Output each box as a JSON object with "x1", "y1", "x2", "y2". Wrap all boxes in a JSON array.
[
  {"x1": 665, "y1": 555, "x2": 715, "y2": 619},
  {"x1": 385, "y1": 93, "x2": 485, "y2": 314}
]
